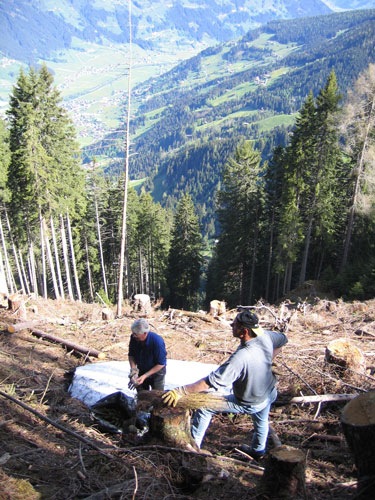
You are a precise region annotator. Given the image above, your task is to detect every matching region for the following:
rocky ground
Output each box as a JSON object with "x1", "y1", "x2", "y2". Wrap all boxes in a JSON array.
[{"x1": 1, "y1": 287, "x2": 375, "y2": 499}]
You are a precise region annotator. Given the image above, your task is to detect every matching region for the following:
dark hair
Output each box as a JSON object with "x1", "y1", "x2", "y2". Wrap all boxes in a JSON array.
[{"x1": 235, "y1": 311, "x2": 259, "y2": 329}]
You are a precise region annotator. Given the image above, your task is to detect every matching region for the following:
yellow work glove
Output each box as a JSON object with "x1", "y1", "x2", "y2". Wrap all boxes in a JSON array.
[
  {"x1": 161, "y1": 387, "x2": 187, "y2": 407},
  {"x1": 272, "y1": 363, "x2": 282, "y2": 377}
]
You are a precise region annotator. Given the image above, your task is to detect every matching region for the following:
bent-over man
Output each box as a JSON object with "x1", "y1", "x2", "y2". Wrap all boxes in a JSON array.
[
  {"x1": 128, "y1": 319, "x2": 167, "y2": 391},
  {"x1": 162, "y1": 310, "x2": 287, "y2": 460}
]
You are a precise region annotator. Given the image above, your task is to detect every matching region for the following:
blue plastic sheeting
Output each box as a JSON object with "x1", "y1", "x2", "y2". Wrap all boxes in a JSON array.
[{"x1": 68, "y1": 359, "x2": 230, "y2": 407}]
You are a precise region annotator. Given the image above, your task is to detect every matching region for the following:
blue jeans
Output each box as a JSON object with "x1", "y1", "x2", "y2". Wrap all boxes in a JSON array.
[{"x1": 191, "y1": 387, "x2": 277, "y2": 452}]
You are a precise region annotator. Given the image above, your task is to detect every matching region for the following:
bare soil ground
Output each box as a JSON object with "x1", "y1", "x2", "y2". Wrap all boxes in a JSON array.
[{"x1": 1, "y1": 288, "x2": 375, "y2": 499}]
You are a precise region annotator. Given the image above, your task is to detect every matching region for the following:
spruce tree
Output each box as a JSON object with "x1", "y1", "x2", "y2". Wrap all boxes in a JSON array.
[
  {"x1": 0, "y1": 119, "x2": 10, "y2": 206},
  {"x1": 298, "y1": 71, "x2": 342, "y2": 284},
  {"x1": 166, "y1": 193, "x2": 203, "y2": 310},
  {"x1": 6, "y1": 65, "x2": 86, "y2": 297},
  {"x1": 211, "y1": 141, "x2": 264, "y2": 306}
]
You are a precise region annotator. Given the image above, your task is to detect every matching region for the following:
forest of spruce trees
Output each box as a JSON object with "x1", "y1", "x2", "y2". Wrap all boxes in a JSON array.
[{"x1": 0, "y1": 63, "x2": 375, "y2": 311}]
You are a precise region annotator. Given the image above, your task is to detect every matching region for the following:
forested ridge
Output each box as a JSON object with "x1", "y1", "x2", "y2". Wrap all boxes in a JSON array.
[
  {"x1": 83, "y1": 9, "x2": 375, "y2": 242},
  {"x1": 2, "y1": 59, "x2": 375, "y2": 311},
  {"x1": 2, "y1": 8, "x2": 375, "y2": 311}
]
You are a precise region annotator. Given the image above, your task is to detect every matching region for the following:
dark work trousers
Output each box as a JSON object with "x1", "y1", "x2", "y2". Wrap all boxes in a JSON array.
[{"x1": 137, "y1": 369, "x2": 165, "y2": 392}]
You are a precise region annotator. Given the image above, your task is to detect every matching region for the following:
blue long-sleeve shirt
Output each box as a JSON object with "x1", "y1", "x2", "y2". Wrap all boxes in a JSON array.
[
  {"x1": 128, "y1": 331, "x2": 167, "y2": 375},
  {"x1": 207, "y1": 330, "x2": 288, "y2": 405}
]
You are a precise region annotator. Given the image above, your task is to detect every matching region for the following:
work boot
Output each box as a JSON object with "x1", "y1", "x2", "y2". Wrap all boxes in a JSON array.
[{"x1": 238, "y1": 444, "x2": 265, "y2": 462}]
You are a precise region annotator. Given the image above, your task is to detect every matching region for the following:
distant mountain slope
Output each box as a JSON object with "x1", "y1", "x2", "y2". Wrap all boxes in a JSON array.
[
  {"x1": 0, "y1": 0, "x2": 336, "y2": 143},
  {"x1": 1, "y1": 0, "x2": 332, "y2": 63},
  {"x1": 88, "y1": 8, "x2": 375, "y2": 236},
  {"x1": 327, "y1": 1, "x2": 375, "y2": 9}
]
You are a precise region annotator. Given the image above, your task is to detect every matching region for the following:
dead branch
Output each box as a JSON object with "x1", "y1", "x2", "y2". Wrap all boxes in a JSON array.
[
  {"x1": 0, "y1": 389, "x2": 114, "y2": 458},
  {"x1": 279, "y1": 360, "x2": 317, "y2": 395},
  {"x1": 113, "y1": 445, "x2": 264, "y2": 474},
  {"x1": 82, "y1": 477, "x2": 147, "y2": 500},
  {"x1": 277, "y1": 393, "x2": 358, "y2": 405},
  {"x1": 304, "y1": 433, "x2": 344, "y2": 443}
]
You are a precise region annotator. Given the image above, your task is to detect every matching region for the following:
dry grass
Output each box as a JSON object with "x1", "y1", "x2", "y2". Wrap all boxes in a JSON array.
[{"x1": 1, "y1": 294, "x2": 375, "y2": 498}]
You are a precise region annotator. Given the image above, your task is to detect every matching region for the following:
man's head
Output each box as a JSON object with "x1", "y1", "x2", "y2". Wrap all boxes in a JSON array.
[
  {"x1": 231, "y1": 310, "x2": 264, "y2": 340},
  {"x1": 131, "y1": 318, "x2": 149, "y2": 341}
]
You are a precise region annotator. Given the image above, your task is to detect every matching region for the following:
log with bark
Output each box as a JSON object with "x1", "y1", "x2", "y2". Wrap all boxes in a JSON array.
[
  {"x1": 8, "y1": 325, "x2": 106, "y2": 359},
  {"x1": 138, "y1": 390, "x2": 359, "y2": 413},
  {"x1": 260, "y1": 445, "x2": 306, "y2": 499},
  {"x1": 341, "y1": 391, "x2": 375, "y2": 498},
  {"x1": 167, "y1": 308, "x2": 215, "y2": 323}
]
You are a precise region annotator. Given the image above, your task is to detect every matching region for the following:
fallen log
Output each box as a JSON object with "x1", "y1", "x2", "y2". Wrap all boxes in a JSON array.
[
  {"x1": 277, "y1": 393, "x2": 358, "y2": 405},
  {"x1": 138, "y1": 391, "x2": 359, "y2": 413},
  {"x1": 168, "y1": 308, "x2": 214, "y2": 323},
  {"x1": 23, "y1": 327, "x2": 106, "y2": 359},
  {"x1": 341, "y1": 391, "x2": 375, "y2": 499},
  {"x1": 137, "y1": 389, "x2": 228, "y2": 412}
]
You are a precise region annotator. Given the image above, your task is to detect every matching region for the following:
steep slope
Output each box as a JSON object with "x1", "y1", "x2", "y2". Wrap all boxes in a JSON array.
[
  {"x1": 0, "y1": 0, "x2": 333, "y2": 140},
  {"x1": 1, "y1": 0, "x2": 333, "y2": 62}
]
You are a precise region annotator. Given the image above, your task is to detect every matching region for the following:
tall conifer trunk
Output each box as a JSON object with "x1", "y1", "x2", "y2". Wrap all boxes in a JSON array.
[
  {"x1": 0, "y1": 217, "x2": 15, "y2": 294},
  {"x1": 95, "y1": 197, "x2": 108, "y2": 298},
  {"x1": 5, "y1": 211, "x2": 25, "y2": 293},
  {"x1": 60, "y1": 214, "x2": 74, "y2": 301},
  {"x1": 42, "y1": 217, "x2": 60, "y2": 299},
  {"x1": 0, "y1": 246, "x2": 9, "y2": 295},
  {"x1": 39, "y1": 212, "x2": 47, "y2": 299},
  {"x1": 117, "y1": 0, "x2": 132, "y2": 316},
  {"x1": 50, "y1": 215, "x2": 64, "y2": 299},
  {"x1": 66, "y1": 212, "x2": 81, "y2": 302}
]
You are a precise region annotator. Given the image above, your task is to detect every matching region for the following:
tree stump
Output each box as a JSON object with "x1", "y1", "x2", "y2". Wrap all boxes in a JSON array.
[
  {"x1": 101, "y1": 308, "x2": 113, "y2": 321},
  {"x1": 325, "y1": 338, "x2": 366, "y2": 375},
  {"x1": 149, "y1": 406, "x2": 198, "y2": 451},
  {"x1": 260, "y1": 445, "x2": 306, "y2": 499},
  {"x1": 341, "y1": 391, "x2": 375, "y2": 498},
  {"x1": 8, "y1": 293, "x2": 27, "y2": 320}
]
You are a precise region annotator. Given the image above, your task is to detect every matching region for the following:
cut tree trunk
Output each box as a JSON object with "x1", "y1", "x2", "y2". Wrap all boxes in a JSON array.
[
  {"x1": 149, "y1": 406, "x2": 198, "y2": 451},
  {"x1": 260, "y1": 445, "x2": 306, "y2": 499},
  {"x1": 8, "y1": 293, "x2": 27, "y2": 320},
  {"x1": 341, "y1": 391, "x2": 375, "y2": 498},
  {"x1": 325, "y1": 338, "x2": 366, "y2": 375}
]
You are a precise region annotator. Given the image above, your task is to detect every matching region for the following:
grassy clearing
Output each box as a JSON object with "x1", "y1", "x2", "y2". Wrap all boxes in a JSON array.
[
  {"x1": 196, "y1": 109, "x2": 258, "y2": 131},
  {"x1": 255, "y1": 113, "x2": 297, "y2": 131},
  {"x1": 208, "y1": 81, "x2": 257, "y2": 106},
  {"x1": 130, "y1": 177, "x2": 147, "y2": 190}
]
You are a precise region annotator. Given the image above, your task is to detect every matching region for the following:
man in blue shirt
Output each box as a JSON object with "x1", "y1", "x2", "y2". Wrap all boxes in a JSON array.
[
  {"x1": 128, "y1": 319, "x2": 167, "y2": 391},
  {"x1": 162, "y1": 310, "x2": 287, "y2": 460}
]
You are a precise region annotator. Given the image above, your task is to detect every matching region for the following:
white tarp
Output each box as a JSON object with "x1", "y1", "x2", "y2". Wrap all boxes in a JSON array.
[{"x1": 69, "y1": 359, "x2": 229, "y2": 407}]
